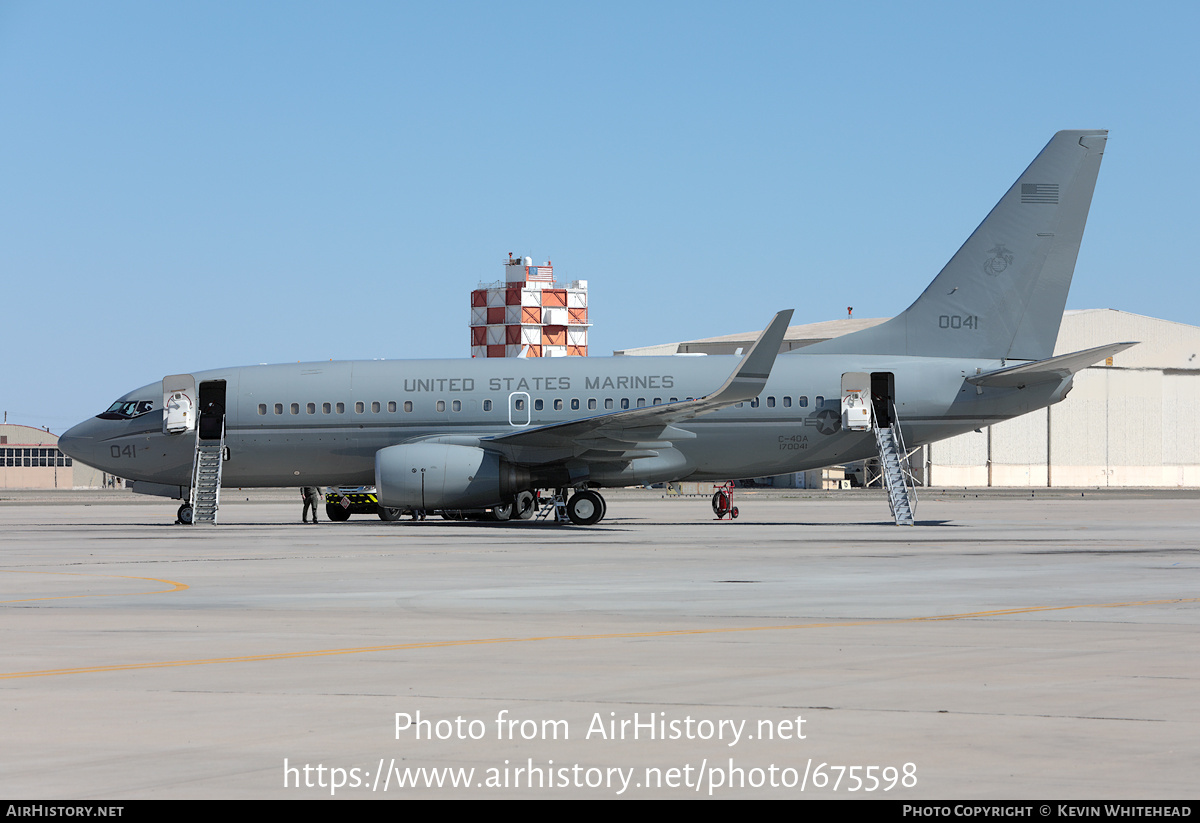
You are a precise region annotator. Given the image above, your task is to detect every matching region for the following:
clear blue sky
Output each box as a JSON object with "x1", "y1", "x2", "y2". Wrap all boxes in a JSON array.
[{"x1": 2, "y1": 1, "x2": 1197, "y2": 433}]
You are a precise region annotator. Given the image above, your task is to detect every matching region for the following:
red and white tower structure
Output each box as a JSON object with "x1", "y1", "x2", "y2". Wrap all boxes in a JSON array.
[{"x1": 470, "y1": 255, "x2": 590, "y2": 357}]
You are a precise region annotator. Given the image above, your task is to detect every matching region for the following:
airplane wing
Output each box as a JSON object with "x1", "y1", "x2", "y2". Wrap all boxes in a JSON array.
[
  {"x1": 478, "y1": 309, "x2": 793, "y2": 464},
  {"x1": 966, "y1": 342, "x2": 1138, "y2": 388}
]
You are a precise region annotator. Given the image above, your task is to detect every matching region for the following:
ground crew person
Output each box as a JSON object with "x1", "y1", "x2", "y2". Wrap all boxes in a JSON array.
[{"x1": 301, "y1": 486, "x2": 321, "y2": 524}]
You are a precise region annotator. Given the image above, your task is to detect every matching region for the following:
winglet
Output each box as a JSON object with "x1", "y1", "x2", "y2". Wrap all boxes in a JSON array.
[{"x1": 706, "y1": 309, "x2": 793, "y2": 404}]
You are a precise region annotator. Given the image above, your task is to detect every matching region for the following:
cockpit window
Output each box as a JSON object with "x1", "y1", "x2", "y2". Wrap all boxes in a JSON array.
[{"x1": 96, "y1": 400, "x2": 155, "y2": 420}]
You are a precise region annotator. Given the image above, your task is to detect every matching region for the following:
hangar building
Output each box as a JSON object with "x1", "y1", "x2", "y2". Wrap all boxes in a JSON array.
[
  {"x1": 617, "y1": 310, "x2": 1200, "y2": 488},
  {"x1": 0, "y1": 423, "x2": 110, "y2": 489}
]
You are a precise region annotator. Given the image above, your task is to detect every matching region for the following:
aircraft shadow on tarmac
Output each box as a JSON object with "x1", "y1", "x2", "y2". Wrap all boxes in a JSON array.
[{"x1": 136, "y1": 517, "x2": 956, "y2": 529}]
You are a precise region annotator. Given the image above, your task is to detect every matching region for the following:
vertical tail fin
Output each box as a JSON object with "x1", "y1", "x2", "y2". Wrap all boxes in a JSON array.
[{"x1": 807, "y1": 130, "x2": 1107, "y2": 360}]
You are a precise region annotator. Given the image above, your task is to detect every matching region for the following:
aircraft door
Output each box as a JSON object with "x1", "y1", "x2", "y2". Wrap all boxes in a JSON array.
[
  {"x1": 841, "y1": 372, "x2": 871, "y2": 431},
  {"x1": 871, "y1": 372, "x2": 895, "y2": 428},
  {"x1": 197, "y1": 380, "x2": 227, "y2": 441},
  {"x1": 162, "y1": 374, "x2": 196, "y2": 435},
  {"x1": 508, "y1": 392, "x2": 531, "y2": 427}
]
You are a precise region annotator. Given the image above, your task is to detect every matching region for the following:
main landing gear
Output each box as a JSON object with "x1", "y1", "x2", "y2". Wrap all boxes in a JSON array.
[
  {"x1": 490, "y1": 490, "x2": 537, "y2": 522},
  {"x1": 176, "y1": 503, "x2": 194, "y2": 525},
  {"x1": 564, "y1": 489, "x2": 607, "y2": 526},
  {"x1": 368, "y1": 489, "x2": 608, "y2": 526}
]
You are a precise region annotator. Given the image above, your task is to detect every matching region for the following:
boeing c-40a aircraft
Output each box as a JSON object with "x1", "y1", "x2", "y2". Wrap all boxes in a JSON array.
[{"x1": 60, "y1": 130, "x2": 1128, "y2": 526}]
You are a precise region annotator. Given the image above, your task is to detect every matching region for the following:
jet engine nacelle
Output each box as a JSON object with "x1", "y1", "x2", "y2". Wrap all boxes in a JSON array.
[{"x1": 375, "y1": 443, "x2": 527, "y2": 510}]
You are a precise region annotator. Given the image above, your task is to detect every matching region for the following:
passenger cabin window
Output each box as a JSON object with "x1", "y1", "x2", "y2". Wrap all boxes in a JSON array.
[
  {"x1": 767, "y1": 396, "x2": 775, "y2": 408},
  {"x1": 290, "y1": 403, "x2": 299, "y2": 415},
  {"x1": 274, "y1": 403, "x2": 283, "y2": 415},
  {"x1": 483, "y1": 400, "x2": 492, "y2": 411},
  {"x1": 306, "y1": 403, "x2": 316, "y2": 414},
  {"x1": 571, "y1": 399, "x2": 580, "y2": 411},
  {"x1": 534, "y1": 399, "x2": 544, "y2": 411},
  {"x1": 588, "y1": 399, "x2": 597, "y2": 410},
  {"x1": 322, "y1": 402, "x2": 331, "y2": 414},
  {"x1": 783, "y1": 397, "x2": 792, "y2": 408},
  {"x1": 257, "y1": 404, "x2": 266, "y2": 415},
  {"x1": 371, "y1": 401, "x2": 380, "y2": 413},
  {"x1": 452, "y1": 400, "x2": 461, "y2": 412},
  {"x1": 555, "y1": 399, "x2": 563, "y2": 411},
  {"x1": 604, "y1": 399, "x2": 613, "y2": 410},
  {"x1": 799, "y1": 396, "x2": 808, "y2": 407},
  {"x1": 336, "y1": 402, "x2": 345, "y2": 414},
  {"x1": 404, "y1": 401, "x2": 413, "y2": 412},
  {"x1": 355, "y1": 401, "x2": 364, "y2": 414},
  {"x1": 436, "y1": 400, "x2": 445, "y2": 412}
]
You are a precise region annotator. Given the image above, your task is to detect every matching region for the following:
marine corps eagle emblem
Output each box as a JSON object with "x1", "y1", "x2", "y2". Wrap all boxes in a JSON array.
[{"x1": 983, "y1": 243, "x2": 1013, "y2": 276}]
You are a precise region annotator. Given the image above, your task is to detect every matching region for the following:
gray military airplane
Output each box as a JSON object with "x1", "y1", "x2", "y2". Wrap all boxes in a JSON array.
[{"x1": 59, "y1": 130, "x2": 1127, "y2": 526}]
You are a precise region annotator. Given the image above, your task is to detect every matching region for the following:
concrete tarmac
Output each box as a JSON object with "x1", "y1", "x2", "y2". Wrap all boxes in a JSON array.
[{"x1": 1, "y1": 488, "x2": 1197, "y2": 799}]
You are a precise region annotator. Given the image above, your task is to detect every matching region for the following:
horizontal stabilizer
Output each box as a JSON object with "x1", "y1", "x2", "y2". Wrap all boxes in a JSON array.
[{"x1": 966, "y1": 342, "x2": 1137, "y2": 388}]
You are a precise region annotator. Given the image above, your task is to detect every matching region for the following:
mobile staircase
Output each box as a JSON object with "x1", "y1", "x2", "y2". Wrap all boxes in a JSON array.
[
  {"x1": 872, "y1": 402, "x2": 917, "y2": 526},
  {"x1": 535, "y1": 489, "x2": 570, "y2": 522},
  {"x1": 188, "y1": 421, "x2": 225, "y2": 524}
]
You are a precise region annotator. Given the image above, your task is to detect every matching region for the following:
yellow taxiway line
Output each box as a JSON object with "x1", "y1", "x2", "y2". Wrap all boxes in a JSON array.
[
  {"x1": 0, "y1": 569, "x2": 188, "y2": 604},
  {"x1": 2, "y1": 595, "x2": 1195, "y2": 681}
]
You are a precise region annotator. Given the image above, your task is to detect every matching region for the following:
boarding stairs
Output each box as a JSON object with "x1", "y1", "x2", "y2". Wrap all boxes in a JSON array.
[
  {"x1": 872, "y1": 403, "x2": 917, "y2": 526},
  {"x1": 535, "y1": 489, "x2": 569, "y2": 522},
  {"x1": 188, "y1": 422, "x2": 225, "y2": 525}
]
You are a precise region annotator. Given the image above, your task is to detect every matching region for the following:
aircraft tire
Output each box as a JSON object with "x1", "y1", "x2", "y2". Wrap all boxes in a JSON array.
[
  {"x1": 492, "y1": 502, "x2": 514, "y2": 521},
  {"x1": 595, "y1": 492, "x2": 607, "y2": 523},
  {"x1": 327, "y1": 505, "x2": 350, "y2": 522},
  {"x1": 378, "y1": 507, "x2": 404, "y2": 521},
  {"x1": 566, "y1": 490, "x2": 604, "y2": 526},
  {"x1": 514, "y1": 490, "x2": 536, "y2": 520},
  {"x1": 176, "y1": 504, "x2": 194, "y2": 525}
]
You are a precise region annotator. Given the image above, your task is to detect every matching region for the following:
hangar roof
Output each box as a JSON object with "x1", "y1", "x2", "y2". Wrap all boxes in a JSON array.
[
  {"x1": 615, "y1": 317, "x2": 887, "y2": 356},
  {"x1": 0, "y1": 423, "x2": 60, "y2": 446}
]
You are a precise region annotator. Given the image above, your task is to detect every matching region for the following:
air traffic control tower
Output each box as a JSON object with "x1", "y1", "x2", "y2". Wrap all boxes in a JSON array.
[{"x1": 470, "y1": 255, "x2": 590, "y2": 358}]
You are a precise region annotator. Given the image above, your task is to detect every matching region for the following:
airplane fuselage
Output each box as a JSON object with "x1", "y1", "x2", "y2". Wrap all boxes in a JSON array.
[{"x1": 61, "y1": 351, "x2": 1068, "y2": 490}]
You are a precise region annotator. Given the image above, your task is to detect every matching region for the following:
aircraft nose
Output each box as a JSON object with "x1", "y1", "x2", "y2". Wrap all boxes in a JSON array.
[{"x1": 58, "y1": 420, "x2": 96, "y2": 465}]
